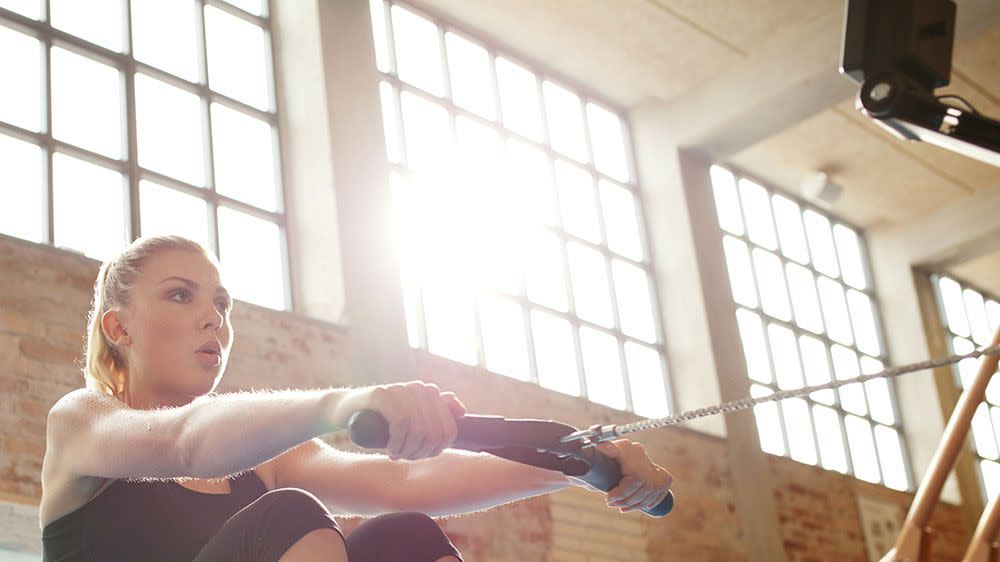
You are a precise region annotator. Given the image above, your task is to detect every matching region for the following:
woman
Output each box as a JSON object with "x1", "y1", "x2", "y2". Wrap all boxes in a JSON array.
[{"x1": 39, "y1": 235, "x2": 673, "y2": 561}]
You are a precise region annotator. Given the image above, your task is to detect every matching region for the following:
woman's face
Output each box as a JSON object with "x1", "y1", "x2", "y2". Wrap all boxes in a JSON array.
[{"x1": 108, "y1": 249, "x2": 234, "y2": 402}]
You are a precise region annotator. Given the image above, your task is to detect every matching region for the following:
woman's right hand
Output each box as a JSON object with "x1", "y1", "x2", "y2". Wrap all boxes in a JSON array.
[{"x1": 331, "y1": 381, "x2": 467, "y2": 461}]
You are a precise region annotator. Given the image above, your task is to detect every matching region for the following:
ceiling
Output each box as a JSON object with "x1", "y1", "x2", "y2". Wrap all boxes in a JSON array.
[{"x1": 407, "y1": 0, "x2": 1000, "y2": 291}]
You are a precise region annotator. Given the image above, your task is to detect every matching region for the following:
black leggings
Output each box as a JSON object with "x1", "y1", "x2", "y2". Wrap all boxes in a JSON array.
[{"x1": 191, "y1": 488, "x2": 464, "y2": 562}]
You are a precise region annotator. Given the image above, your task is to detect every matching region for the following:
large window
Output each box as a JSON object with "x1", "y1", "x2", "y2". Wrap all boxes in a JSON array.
[
  {"x1": 368, "y1": 0, "x2": 672, "y2": 418},
  {"x1": 710, "y1": 165, "x2": 911, "y2": 490},
  {"x1": 932, "y1": 274, "x2": 1000, "y2": 501},
  {"x1": 0, "y1": 0, "x2": 290, "y2": 311}
]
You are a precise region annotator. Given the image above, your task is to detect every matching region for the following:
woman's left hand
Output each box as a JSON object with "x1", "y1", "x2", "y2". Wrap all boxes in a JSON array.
[{"x1": 578, "y1": 439, "x2": 673, "y2": 515}]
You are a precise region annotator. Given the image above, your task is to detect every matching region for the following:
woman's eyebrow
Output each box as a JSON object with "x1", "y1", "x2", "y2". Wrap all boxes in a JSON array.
[{"x1": 158, "y1": 276, "x2": 230, "y2": 298}]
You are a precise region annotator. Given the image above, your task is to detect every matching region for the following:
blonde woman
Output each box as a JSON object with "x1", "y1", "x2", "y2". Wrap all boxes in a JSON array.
[{"x1": 39, "y1": 235, "x2": 673, "y2": 561}]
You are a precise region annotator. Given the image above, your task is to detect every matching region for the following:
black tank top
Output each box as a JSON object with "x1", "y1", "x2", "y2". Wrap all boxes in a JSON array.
[{"x1": 41, "y1": 469, "x2": 269, "y2": 562}]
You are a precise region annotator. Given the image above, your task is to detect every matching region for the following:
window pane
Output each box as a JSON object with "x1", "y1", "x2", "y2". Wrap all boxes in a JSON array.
[
  {"x1": 782, "y1": 397, "x2": 817, "y2": 465},
  {"x1": 138, "y1": 180, "x2": 211, "y2": 250},
  {"x1": 722, "y1": 236, "x2": 758, "y2": 308},
  {"x1": 0, "y1": 25, "x2": 41, "y2": 131},
  {"x1": 445, "y1": 32, "x2": 494, "y2": 119},
  {"x1": 586, "y1": 102, "x2": 628, "y2": 182},
  {"x1": 567, "y1": 241, "x2": 613, "y2": 328},
  {"x1": 751, "y1": 384, "x2": 785, "y2": 455},
  {"x1": 612, "y1": 259, "x2": 656, "y2": 343},
  {"x1": 937, "y1": 276, "x2": 970, "y2": 338},
  {"x1": 204, "y1": 5, "x2": 269, "y2": 110},
  {"x1": 50, "y1": 0, "x2": 123, "y2": 51},
  {"x1": 135, "y1": 73, "x2": 205, "y2": 186},
  {"x1": 531, "y1": 310, "x2": 580, "y2": 396},
  {"x1": 772, "y1": 194, "x2": 809, "y2": 264},
  {"x1": 52, "y1": 153, "x2": 126, "y2": 261},
  {"x1": 845, "y1": 415, "x2": 880, "y2": 483},
  {"x1": 379, "y1": 82, "x2": 402, "y2": 163},
  {"x1": 51, "y1": 47, "x2": 122, "y2": 158},
  {"x1": 369, "y1": 0, "x2": 390, "y2": 73},
  {"x1": 458, "y1": 123, "x2": 523, "y2": 296},
  {"x1": 579, "y1": 326, "x2": 626, "y2": 410},
  {"x1": 768, "y1": 323, "x2": 803, "y2": 390},
  {"x1": 400, "y1": 90, "x2": 451, "y2": 172},
  {"x1": 992, "y1": 407, "x2": 1000, "y2": 452},
  {"x1": 212, "y1": 103, "x2": 278, "y2": 211},
  {"x1": 817, "y1": 276, "x2": 854, "y2": 346},
  {"x1": 973, "y1": 402, "x2": 999, "y2": 460},
  {"x1": 625, "y1": 341, "x2": 668, "y2": 418},
  {"x1": 987, "y1": 375, "x2": 1000, "y2": 406},
  {"x1": 599, "y1": 179, "x2": 643, "y2": 262},
  {"x1": 555, "y1": 159, "x2": 600, "y2": 244},
  {"x1": 543, "y1": 80, "x2": 586, "y2": 162},
  {"x1": 131, "y1": 0, "x2": 199, "y2": 81},
  {"x1": 479, "y1": 295, "x2": 530, "y2": 381},
  {"x1": 0, "y1": 134, "x2": 44, "y2": 243},
  {"x1": 833, "y1": 224, "x2": 867, "y2": 289},
  {"x1": 861, "y1": 356, "x2": 895, "y2": 425},
  {"x1": 455, "y1": 114, "x2": 503, "y2": 185},
  {"x1": 799, "y1": 334, "x2": 835, "y2": 405},
  {"x1": 524, "y1": 229, "x2": 567, "y2": 312},
  {"x1": 736, "y1": 309, "x2": 772, "y2": 384},
  {"x1": 786, "y1": 262, "x2": 823, "y2": 334},
  {"x1": 505, "y1": 138, "x2": 556, "y2": 228},
  {"x1": 220, "y1": 0, "x2": 262, "y2": 16},
  {"x1": 982, "y1": 459, "x2": 1000, "y2": 502},
  {"x1": 738, "y1": 178, "x2": 777, "y2": 250},
  {"x1": 752, "y1": 248, "x2": 791, "y2": 322},
  {"x1": 953, "y1": 336, "x2": 978, "y2": 388},
  {"x1": 217, "y1": 207, "x2": 286, "y2": 310},
  {"x1": 873, "y1": 425, "x2": 908, "y2": 490},
  {"x1": 803, "y1": 209, "x2": 840, "y2": 278},
  {"x1": 813, "y1": 404, "x2": 848, "y2": 473},
  {"x1": 965, "y1": 288, "x2": 991, "y2": 346},
  {"x1": 987, "y1": 300, "x2": 1000, "y2": 334},
  {"x1": 847, "y1": 289, "x2": 881, "y2": 356},
  {"x1": 0, "y1": 0, "x2": 41, "y2": 19},
  {"x1": 710, "y1": 165, "x2": 743, "y2": 236},
  {"x1": 832, "y1": 344, "x2": 867, "y2": 416},
  {"x1": 390, "y1": 4, "x2": 443, "y2": 96},
  {"x1": 496, "y1": 57, "x2": 542, "y2": 142}
]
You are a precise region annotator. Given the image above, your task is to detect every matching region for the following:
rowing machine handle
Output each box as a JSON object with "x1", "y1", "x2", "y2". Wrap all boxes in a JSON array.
[{"x1": 347, "y1": 408, "x2": 674, "y2": 517}]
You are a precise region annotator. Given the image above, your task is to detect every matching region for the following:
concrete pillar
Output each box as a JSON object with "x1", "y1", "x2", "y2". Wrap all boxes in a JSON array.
[
  {"x1": 631, "y1": 102, "x2": 789, "y2": 562},
  {"x1": 271, "y1": 0, "x2": 412, "y2": 385}
]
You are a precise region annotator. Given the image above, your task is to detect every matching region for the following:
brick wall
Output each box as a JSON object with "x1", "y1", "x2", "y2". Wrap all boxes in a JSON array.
[{"x1": 0, "y1": 233, "x2": 970, "y2": 560}]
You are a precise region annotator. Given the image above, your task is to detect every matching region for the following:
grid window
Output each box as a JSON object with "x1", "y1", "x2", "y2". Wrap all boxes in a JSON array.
[
  {"x1": 931, "y1": 274, "x2": 1000, "y2": 502},
  {"x1": 0, "y1": 1, "x2": 290, "y2": 311},
  {"x1": 711, "y1": 165, "x2": 911, "y2": 490},
  {"x1": 369, "y1": 0, "x2": 673, "y2": 418}
]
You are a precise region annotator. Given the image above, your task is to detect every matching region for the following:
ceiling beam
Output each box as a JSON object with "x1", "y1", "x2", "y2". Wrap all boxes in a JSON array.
[{"x1": 631, "y1": 0, "x2": 1000, "y2": 161}]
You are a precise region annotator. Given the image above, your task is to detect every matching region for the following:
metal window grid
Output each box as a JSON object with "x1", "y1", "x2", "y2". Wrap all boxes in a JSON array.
[
  {"x1": 370, "y1": 0, "x2": 675, "y2": 418},
  {"x1": 0, "y1": 0, "x2": 293, "y2": 311},
  {"x1": 929, "y1": 271, "x2": 1000, "y2": 502},
  {"x1": 712, "y1": 164, "x2": 914, "y2": 491}
]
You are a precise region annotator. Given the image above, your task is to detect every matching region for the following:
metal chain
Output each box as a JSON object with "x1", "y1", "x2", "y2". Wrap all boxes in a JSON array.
[{"x1": 562, "y1": 344, "x2": 1000, "y2": 445}]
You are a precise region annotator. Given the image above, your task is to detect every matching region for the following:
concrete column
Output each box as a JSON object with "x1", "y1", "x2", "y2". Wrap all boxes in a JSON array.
[
  {"x1": 271, "y1": 0, "x2": 412, "y2": 385},
  {"x1": 631, "y1": 102, "x2": 788, "y2": 561}
]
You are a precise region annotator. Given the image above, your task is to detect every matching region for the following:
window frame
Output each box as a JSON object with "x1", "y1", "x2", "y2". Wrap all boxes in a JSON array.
[
  {"x1": 929, "y1": 271, "x2": 1000, "y2": 502},
  {"x1": 711, "y1": 163, "x2": 914, "y2": 490},
  {"x1": 370, "y1": 0, "x2": 675, "y2": 417},
  {"x1": 0, "y1": 0, "x2": 293, "y2": 311}
]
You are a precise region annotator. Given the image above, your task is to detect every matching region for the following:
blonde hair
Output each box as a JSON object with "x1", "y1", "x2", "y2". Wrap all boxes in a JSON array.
[{"x1": 82, "y1": 235, "x2": 220, "y2": 404}]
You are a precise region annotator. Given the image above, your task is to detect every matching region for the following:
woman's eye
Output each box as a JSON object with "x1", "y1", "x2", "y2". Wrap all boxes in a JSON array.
[{"x1": 170, "y1": 289, "x2": 191, "y2": 302}]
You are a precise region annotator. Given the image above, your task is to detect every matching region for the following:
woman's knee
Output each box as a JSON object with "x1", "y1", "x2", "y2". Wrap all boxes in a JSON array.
[{"x1": 346, "y1": 511, "x2": 462, "y2": 562}]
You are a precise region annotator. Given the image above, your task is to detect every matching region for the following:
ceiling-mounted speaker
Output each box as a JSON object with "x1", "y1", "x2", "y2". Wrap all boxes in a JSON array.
[{"x1": 800, "y1": 171, "x2": 842, "y2": 208}]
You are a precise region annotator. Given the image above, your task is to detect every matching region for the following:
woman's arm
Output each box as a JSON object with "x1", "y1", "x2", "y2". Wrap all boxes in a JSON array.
[
  {"x1": 391, "y1": 449, "x2": 580, "y2": 518},
  {"x1": 179, "y1": 387, "x2": 354, "y2": 478},
  {"x1": 47, "y1": 386, "x2": 351, "y2": 481}
]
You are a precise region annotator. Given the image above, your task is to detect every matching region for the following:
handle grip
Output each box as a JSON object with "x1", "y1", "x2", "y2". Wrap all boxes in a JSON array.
[{"x1": 347, "y1": 408, "x2": 674, "y2": 517}]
